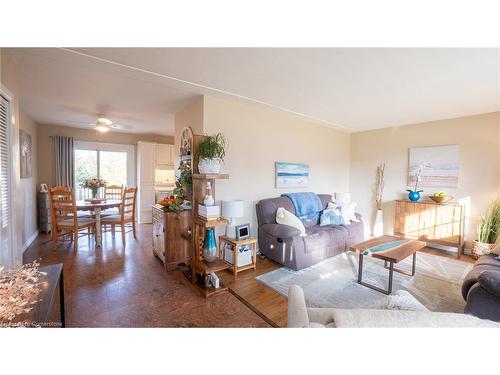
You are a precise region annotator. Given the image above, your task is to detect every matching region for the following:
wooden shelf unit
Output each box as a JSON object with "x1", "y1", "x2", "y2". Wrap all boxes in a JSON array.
[{"x1": 186, "y1": 134, "x2": 231, "y2": 298}]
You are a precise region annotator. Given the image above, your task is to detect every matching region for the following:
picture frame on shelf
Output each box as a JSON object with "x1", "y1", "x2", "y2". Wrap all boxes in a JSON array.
[{"x1": 235, "y1": 223, "x2": 250, "y2": 240}]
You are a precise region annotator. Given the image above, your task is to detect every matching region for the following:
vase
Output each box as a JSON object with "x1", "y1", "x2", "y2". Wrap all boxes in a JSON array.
[
  {"x1": 198, "y1": 158, "x2": 221, "y2": 174},
  {"x1": 203, "y1": 228, "x2": 217, "y2": 262},
  {"x1": 91, "y1": 188, "x2": 98, "y2": 199},
  {"x1": 373, "y1": 208, "x2": 383, "y2": 237},
  {"x1": 408, "y1": 191, "x2": 421, "y2": 202}
]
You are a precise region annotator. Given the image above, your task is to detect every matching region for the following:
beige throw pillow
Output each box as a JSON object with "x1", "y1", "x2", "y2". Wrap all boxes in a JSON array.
[{"x1": 276, "y1": 207, "x2": 306, "y2": 236}]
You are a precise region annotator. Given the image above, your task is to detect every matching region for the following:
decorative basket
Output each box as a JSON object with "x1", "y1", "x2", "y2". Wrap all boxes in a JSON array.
[
  {"x1": 428, "y1": 195, "x2": 453, "y2": 204},
  {"x1": 471, "y1": 240, "x2": 496, "y2": 259}
]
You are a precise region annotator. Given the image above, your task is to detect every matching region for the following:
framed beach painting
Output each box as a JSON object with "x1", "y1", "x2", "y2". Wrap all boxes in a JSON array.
[
  {"x1": 275, "y1": 162, "x2": 309, "y2": 188},
  {"x1": 408, "y1": 145, "x2": 459, "y2": 188}
]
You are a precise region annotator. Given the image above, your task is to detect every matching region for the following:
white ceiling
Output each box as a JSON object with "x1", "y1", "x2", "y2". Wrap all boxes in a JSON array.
[{"x1": 7, "y1": 48, "x2": 500, "y2": 134}]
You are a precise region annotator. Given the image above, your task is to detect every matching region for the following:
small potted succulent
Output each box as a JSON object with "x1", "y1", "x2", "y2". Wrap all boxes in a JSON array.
[
  {"x1": 197, "y1": 133, "x2": 227, "y2": 174},
  {"x1": 473, "y1": 200, "x2": 500, "y2": 259}
]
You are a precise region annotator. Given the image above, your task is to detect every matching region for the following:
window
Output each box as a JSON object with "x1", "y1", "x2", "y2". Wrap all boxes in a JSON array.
[
  {"x1": 74, "y1": 141, "x2": 135, "y2": 200},
  {"x1": 0, "y1": 93, "x2": 13, "y2": 267}
]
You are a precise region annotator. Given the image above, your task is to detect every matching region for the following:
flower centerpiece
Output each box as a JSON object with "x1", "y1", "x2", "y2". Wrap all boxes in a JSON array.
[
  {"x1": 82, "y1": 178, "x2": 106, "y2": 199},
  {"x1": 406, "y1": 163, "x2": 428, "y2": 202}
]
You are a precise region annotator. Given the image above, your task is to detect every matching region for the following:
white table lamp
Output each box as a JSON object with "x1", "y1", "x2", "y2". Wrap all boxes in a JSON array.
[{"x1": 222, "y1": 200, "x2": 244, "y2": 239}]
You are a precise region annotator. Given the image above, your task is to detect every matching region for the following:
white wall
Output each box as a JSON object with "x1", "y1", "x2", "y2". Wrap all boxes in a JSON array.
[
  {"x1": 202, "y1": 96, "x2": 351, "y2": 238},
  {"x1": 350, "y1": 112, "x2": 500, "y2": 249},
  {"x1": 19, "y1": 110, "x2": 39, "y2": 251}
]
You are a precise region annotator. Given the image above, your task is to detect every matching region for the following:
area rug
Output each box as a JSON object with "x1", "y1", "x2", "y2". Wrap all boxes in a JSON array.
[{"x1": 256, "y1": 252, "x2": 472, "y2": 313}]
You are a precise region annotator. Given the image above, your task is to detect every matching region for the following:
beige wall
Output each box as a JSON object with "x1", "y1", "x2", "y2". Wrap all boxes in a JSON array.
[
  {"x1": 350, "y1": 112, "x2": 500, "y2": 249},
  {"x1": 37, "y1": 123, "x2": 173, "y2": 186},
  {"x1": 174, "y1": 96, "x2": 204, "y2": 162},
  {"x1": 203, "y1": 96, "x2": 351, "y2": 238},
  {"x1": 19, "y1": 111, "x2": 39, "y2": 250}
]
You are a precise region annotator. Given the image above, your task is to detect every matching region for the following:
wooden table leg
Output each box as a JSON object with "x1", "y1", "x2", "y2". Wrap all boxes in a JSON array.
[
  {"x1": 59, "y1": 267, "x2": 65, "y2": 328},
  {"x1": 95, "y1": 207, "x2": 102, "y2": 247}
]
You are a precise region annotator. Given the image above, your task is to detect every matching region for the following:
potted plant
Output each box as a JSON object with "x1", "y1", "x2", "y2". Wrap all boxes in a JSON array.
[
  {"x1": 197, "y1": 133, "x2": 226, "y2": 174},
  {"x1": 162, "y1": 164, "x2": 192, "y2": 214},
  {"x1": 472, "y1": 200, "x2": 500, "y2": 259},
  {"x1": 406, "y1": 164, "x2": 427, "y2": 202}
]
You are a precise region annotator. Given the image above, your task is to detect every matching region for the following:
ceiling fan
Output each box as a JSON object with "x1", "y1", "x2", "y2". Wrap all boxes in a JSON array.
[{"x1": 68, "y1": 117, "x2": 134, "y2": 133}]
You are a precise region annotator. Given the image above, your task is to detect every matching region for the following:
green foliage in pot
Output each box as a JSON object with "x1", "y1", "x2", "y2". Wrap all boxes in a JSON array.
[
  {"x1": 477, "y1": 200, "x2": 500, "y2": 244},
  {"x1": 169, "y1": 164, "x2": 192, "y2": 214},
  {"x1": 198, "y1": 133, "x2": 227, "y2": 161}
]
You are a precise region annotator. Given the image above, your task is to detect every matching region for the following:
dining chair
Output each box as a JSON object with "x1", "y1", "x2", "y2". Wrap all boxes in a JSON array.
[
  {"x1": 104, "y1": 184, "x2": 124, "y2": 200},
  {"x1": 101, "y1": 187, "x2": 137, "y2": 245},
  {"x1": 101, "y1": 184, "x2": 124, "y2": 222},
  {"x1": 49, "y1": 186, "x2": 96, "y2": 251}
]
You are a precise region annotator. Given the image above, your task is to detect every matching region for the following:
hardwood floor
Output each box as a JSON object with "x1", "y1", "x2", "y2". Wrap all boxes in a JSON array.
[
  {"x1": 23, "y1": 224, "x2": 476, "y2": 328},
  {"x1": 24, "y1": 224, "x2": 270, "y2": 328}
]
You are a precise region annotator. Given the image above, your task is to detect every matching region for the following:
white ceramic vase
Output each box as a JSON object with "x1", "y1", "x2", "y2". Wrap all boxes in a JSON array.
[
  {"x1": 373, "y1": 209, "x2": 384, "y2": 237},
  {"x1": 198, "y1": 158, "x2": 221, "y2": 174}
]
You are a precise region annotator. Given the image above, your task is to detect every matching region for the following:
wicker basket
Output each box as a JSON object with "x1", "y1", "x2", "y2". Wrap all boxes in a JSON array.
[{"x1": 471, "y1": 240, "x2": 496, "y2": 259}]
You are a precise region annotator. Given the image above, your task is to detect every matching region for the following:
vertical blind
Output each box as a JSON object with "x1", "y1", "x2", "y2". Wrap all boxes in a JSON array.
[{"x1": 0, "y1": 94, "x2": 10, "y2": 231}]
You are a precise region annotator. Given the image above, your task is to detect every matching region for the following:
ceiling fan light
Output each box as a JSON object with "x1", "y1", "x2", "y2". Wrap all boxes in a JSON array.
[
  {"x1": 97, "y1": 117, "x2": 113, "y2": 126},
  {"x1": 95, "y1": 124, "x2": 110, "y2": 133}
]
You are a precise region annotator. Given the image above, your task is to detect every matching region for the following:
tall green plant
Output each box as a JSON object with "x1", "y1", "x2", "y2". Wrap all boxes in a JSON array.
[
  {"x1": 477, "y1": 200, "x2": 500, "y2": 244},
  {"x1": 198, "y1": 133, "x2": 227, "y2": 160}
]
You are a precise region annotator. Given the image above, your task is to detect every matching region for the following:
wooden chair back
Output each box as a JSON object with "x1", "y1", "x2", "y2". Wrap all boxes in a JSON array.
[
  {"x1": 105, "y1": 184, "x2": 124, "y2": 200},
  {"x1": 49, "y1": 186, "x2": 77, "y2": 231},
  {"x1": 121, "y1": 187, "x2": 137, "y2": 221}
]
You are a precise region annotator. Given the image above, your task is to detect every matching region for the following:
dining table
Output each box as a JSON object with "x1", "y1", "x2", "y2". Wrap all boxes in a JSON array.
[{"x1": 76, "y1": 199, "x2": 122, "y2": 247}]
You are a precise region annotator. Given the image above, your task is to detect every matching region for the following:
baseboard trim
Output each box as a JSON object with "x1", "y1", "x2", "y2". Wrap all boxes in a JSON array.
[{"x1": 21, "y1": 230, "x2": 39, "y2": 253}]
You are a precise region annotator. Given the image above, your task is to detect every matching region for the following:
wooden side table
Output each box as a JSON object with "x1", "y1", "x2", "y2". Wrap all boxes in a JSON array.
[{"x1": 219, "y1": 236, "x2": 257, "y2": 277}]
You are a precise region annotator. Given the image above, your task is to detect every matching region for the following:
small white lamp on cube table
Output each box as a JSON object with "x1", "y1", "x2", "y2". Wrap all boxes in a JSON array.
[
  {"x1": 335, "y1": 192, "x2": 351, "y2": 204},
  {"x1": 222, "y1": 200, "x2": 244, "y2": 239}
]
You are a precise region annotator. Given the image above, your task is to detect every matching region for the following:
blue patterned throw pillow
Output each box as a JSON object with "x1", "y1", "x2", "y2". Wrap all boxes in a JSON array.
[{"x1": 319, "y1": 207, "x2": 345, "y2": 226}]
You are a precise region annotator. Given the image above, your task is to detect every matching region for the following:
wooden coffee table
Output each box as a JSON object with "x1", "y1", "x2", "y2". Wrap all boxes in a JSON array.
[{"x1": 350, "y1": 235, "x2": 426, "y2": 295}]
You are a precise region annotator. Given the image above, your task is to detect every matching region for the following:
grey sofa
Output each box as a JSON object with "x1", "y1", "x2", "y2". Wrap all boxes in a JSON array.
[
  {"x1": 462, "y1": 254, "x2": 500, "y2": 322},
  {"x1": 255, "y1": 194, "x2": 364, "y2": 270}
]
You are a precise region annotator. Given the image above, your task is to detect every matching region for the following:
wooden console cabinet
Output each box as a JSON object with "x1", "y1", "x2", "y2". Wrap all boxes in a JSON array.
[
  {"x1": 394, "y1": 200, "x2": 465, "y2": 257},
  {"x1": 152, "y1": 204, "x2": 191, "y2": 271}
]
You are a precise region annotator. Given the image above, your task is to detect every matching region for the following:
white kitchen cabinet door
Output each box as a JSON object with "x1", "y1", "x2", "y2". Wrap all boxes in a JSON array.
[
  {"x1": 155, "y1": 144, "x2": 173, "y2": 166},
  {"x1": 137, "y1": 142, "x2": 155, "y2": 183},
  {"x1": 138, "y1": 183, "x2": 155, "y2": 223}
]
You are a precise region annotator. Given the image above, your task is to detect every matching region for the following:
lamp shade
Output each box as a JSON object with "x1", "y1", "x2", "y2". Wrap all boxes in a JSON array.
[
  {"x1": 335, "y1": 192, "x2": 351, "y2": 204},
  {"x1": 222, "y1": 200, "x2": 244, "y2": 219}
]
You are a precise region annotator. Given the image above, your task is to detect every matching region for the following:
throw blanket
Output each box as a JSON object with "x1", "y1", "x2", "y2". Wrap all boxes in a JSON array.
[{"x1": 281, "y1": 192, "x2": 323, "y2": 222}]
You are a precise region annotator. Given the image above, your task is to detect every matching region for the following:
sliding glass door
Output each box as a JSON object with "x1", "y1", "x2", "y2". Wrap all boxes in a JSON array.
[{"x1": 74, "y1": 141, "x2": 135, "y2": 200}]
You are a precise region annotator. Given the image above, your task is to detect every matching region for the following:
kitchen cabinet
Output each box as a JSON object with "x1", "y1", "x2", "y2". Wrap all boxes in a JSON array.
[
  {"x1": 137, "y1": 142, "x2": 174, "y2": 223},
  {"x1": 155, "y1": 144, "x2": 174, "y2": 166},
  {"x1": 152, "y1": 205, "x2": 191, "y2": 271}
]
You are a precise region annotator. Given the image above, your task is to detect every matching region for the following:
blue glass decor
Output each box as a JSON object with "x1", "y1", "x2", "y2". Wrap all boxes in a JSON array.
[
  {"x1": 203, "y1": 228, "x2": 217, "y2": 262},
  {"x1": 406, "y1": 190, "x2": 422, "y2": 202}
]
